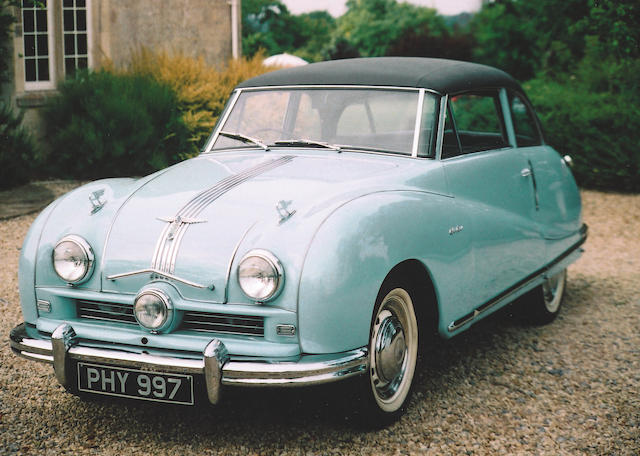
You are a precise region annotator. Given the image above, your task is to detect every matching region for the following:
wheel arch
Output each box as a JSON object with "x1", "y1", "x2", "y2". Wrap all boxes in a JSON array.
[{"x1": 375, "y1": 259, "x2": 440, "y2": 340}]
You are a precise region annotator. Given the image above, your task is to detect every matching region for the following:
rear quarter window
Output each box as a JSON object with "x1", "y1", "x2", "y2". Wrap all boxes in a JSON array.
[
  {"x1": 445, "y1": 92, "x2": 509, "y2": 157},
  {"x1": 510, "y1": 94, "x2": 542, "y2": 147}
]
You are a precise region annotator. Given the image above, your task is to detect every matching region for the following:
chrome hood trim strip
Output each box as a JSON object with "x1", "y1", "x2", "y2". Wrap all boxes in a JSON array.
[{"x1": 150, "y1": 156, "x2": 295, "y2": 276}]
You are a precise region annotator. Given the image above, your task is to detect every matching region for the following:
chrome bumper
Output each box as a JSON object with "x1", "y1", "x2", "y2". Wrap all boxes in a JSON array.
[{"x1": 10, "y1": 323, "x2": 368, "y2": 404}]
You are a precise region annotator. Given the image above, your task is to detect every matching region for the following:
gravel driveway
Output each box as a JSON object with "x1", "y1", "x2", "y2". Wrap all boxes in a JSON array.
[{"x1": 1, "y1": 188, "x2": 638, "y2": 455}]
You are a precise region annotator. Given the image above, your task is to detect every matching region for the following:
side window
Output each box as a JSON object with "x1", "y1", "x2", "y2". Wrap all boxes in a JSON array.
[
  {"x1": 510, "y1": 94, "x2": 542, "y2": 147},
  {"x1": 442, "y1": 104, "x2": 461, "y2": 158},
  {"x1": 448, "y1": 92, "x2": 509, "y2": 155}
]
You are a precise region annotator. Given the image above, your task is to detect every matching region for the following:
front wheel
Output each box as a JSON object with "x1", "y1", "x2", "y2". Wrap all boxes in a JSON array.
[{"x1": 358, "y1": 286, "x2": 419, "y2": 423}]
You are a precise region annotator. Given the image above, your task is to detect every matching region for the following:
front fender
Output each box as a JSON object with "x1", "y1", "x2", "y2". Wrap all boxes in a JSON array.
[
  {"x1": 34, "y1": 178, "x2": 141, "y2": 292},
  {"x1": 298, "y1": 190, "x2": 458, "y2": 354}
]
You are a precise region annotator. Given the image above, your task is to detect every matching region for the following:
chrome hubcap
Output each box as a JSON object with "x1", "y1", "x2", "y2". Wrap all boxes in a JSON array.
[{"x1": 371, "y1": 308, "x2": 408, "y2": 400}]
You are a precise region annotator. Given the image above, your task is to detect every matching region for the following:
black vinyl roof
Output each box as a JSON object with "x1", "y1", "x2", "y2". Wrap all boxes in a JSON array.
[{"x1": 237, "y1": 57, "x2": 523, "y2": 94}]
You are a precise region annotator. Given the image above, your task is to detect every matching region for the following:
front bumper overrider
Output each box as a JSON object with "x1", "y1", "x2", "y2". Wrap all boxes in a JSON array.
[{"x1": 10, "y1": 323, "x2": 368, "y2": 404}]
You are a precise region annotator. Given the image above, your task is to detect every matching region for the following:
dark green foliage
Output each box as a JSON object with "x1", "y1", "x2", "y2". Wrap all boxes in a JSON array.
[
  {"x1": 0, "y1": 102, "x2": 37, "y2": 189},
  {"x1": 1, "y1": 1, "x2": 38, "y2": 190},
  {"x1": 0, "y1": 0, "x2": 17, "y2": 85},
  {"x1": 43, "y1": 70, "x2": 191, "y2": 179},
  {"x1": 242, "y1": 0, "x2": 302, "y2": 57},
  {"x1": 295, "y1": 11, "x2": 336, "y2": 62},
  {"x1": 336, "y1": 0, "x2": 450, "y2": 58},
  {"x1": 470, "y1": 0, "x2": 591, "y2": 80},
  {"x1": 527, "y1": 54, "x2": 640, "y2": 192}
]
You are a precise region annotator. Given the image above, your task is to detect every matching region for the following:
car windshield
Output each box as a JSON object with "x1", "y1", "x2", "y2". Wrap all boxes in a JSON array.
[{"x1": 210, "y1": 88, "x2": 439, "y2": 157}]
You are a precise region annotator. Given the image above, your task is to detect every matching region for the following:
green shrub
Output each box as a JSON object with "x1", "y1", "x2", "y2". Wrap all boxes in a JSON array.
[
  {"x1": 43, "y1": 70, "x2": 191, "y2": 179},
  {"x1": 127, "y1": 49, "x2": 275, "y2": 153},
  {"x1": 526, "y1": 62, "x2": 640, "y2": 192},
  {"x1": 0, "y1": 102, "x2": 37, "y2": 189}
]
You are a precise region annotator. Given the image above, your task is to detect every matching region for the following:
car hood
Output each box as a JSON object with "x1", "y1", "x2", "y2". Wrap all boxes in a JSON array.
[{"x1": 101, "y1": 150, "x2": 430, "y2": 302}]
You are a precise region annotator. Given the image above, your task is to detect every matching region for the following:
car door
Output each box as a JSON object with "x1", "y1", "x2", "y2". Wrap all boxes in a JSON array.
[
  {"x1": 507, "y1": 92, "x2": 583, "y2": 261},
  {"x1": 441, "y1": 90, "x2": 545, "y2": 313}
]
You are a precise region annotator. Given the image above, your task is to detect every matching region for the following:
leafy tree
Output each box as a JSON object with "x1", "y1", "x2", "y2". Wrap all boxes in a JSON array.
[
  {"x1": 325, "y1": 0, "x2": 472, "y2": 61},
  {"x1": 242, "y1": 0, "x2": 303, "y2": 57},
  {"x1": 470, "y1": 0, "x2": 590, "y2": 80},
  {"x1": 295, "y1": 11, "x2": 336, "y2": 62},
  {"x1": 335, "y1": 0, "x2": 449, "y2": 58}
]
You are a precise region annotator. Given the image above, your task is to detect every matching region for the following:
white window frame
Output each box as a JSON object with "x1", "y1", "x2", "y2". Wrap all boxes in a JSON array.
[
  {"x1": 61, "y1": 0, "x2": 93, "y2": 77},
  {"x1": 23, "y1": 0, "x2": 56, "y2": 91}
]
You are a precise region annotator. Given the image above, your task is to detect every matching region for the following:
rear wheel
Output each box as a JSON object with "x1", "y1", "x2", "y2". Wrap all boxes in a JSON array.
[
  {"x1": 358, "y1": 285, "x2": 419, "y2": 424},
  {"x1": 522, "y1": 269, "x2": 567, "y2": 325}
]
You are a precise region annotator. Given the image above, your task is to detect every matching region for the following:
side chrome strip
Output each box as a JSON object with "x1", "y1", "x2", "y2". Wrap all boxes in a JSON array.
[{"x1": 448, "y1": 224, "x2": 588, "y2": 332}]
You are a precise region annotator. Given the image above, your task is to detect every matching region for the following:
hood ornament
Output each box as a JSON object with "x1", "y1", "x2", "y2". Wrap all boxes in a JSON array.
[
  {"x1": 276, "y1": 200, "x2": 296, "y2": 224},
  {"x1": 89, "y1": 189, "x2": 106, "y2": 214},
  {"x1": 157, "y1": 215, "x2": 207, "y2": 240}
]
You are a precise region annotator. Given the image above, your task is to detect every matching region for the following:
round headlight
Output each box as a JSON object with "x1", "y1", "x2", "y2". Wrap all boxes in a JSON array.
[
  {"x1": 237, "y1": 250, "x2": 284, "y2": 302},
  {"x1": 134, "y1": 290, "x2": 172, "y2": 332},
  {"x1": 52, "y1": 235, "x2": 94, "y2": 284}
]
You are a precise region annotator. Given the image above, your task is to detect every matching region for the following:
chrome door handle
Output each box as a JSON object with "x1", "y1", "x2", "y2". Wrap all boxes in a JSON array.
[{"x1": 521, "y1": 168, "x2": 532, "y2": 177}]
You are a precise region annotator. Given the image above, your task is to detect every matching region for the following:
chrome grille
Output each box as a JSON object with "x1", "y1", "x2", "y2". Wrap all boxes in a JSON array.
[
  {"x1": 182, "y1": 311, "x2": 264, "y2": 337},
  {"x1": 75, "y1": 300, "x2": 264, "y2": 336},
  {"x1": 76, "y1": 300, "x2": 136, "y2": 324}
]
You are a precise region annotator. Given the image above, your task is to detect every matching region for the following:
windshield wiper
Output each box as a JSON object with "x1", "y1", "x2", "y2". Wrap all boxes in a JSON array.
[
  {"x1": 273, "y1": 139, "x2": 342, "y2": 152},
  {"x1": 218, "y1": 131, "x2": 269, "y2": 151}
]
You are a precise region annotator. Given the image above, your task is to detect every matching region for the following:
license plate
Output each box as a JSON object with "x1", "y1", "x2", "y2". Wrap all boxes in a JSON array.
[{"x1": 77, "y1": 362, "x2": 194, "y2": 405}]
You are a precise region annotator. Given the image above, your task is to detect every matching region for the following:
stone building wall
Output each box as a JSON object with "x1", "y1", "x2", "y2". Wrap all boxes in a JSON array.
[{"x1": 100, "y1": 0, "x2": 234, "y2": 69}]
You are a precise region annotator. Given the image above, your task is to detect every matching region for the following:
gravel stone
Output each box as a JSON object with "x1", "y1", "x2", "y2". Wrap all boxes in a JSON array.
[{"x1": 1, "y1": 187, "x2": 639, "y2": 455}]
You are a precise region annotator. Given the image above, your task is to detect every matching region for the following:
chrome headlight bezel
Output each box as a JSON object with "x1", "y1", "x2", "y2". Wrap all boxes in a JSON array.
[
  {"x1": 133, "y1": 289, "x2": 174, "y2": 333},
  {"x1": 52, "y1": 235, "x2": 95, "y2": 284},
  {"x1": 237, "y1": 249, "x2": 284, "y2": 302}
]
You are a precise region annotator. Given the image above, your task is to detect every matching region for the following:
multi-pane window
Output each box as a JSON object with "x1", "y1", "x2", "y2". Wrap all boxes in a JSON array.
[
  {"x1": 62, "y1": 0, "x2": 89, "y2": 75},
  {"x1": 22, "y1": 0, "x2": 53, "y2": 87}
]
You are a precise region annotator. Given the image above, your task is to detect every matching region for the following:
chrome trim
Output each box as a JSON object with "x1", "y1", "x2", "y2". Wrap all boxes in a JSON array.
[
  {"x1": 89, "y1": 189, "x2": 106, "y2": 214},
  {"x1": 224, "y1": 222, "x2": 257, "y2": 303},
  {"x1": 10, "y1": 323, "x2": 369, "y2": 396},
  {"x1": 37, "y1": 299, "x2": 51, "y2": 313},
  {"x1": 434, "y1": 94, "x2": 448, "y2": 161},
  {"x1": 150, "y1": 156, "x2": 294, "y2": 277},
  {"x1": 52, "y1": 235, "x2": 95, "y2": 285},
  {"x1": 106, "y1": 268, "x2": 210, "y2": 289},
  {"x1": 447, "y1": 226, "x2": 588, "y2": 332},
  {"x1": 222, "y1": 348, "x2": 368, "y2": 386},
  {"x1": 52, "y1": 324, "x2": 76, "y2": 388},
  {"x1": 276, "y1": 200, "x2": 296, "y2": 224},
  {"x1": 276, "y1": 324, "x2": 296, "y2": 336},
  {"x1": 411, "y1": 89, "x2": 425, "y2": 158},
  {"x1": 237, "y1": 249, "x2": 285, "y2": 302},
  {"x1": 203, "y1": 339, "x2": 228, "y2": 404},
  {"x1": 237, "y1": 84, "x2": 435, "y2": 94},
  {"x1": 100, "y1": 169, "x2": 175, "y2": 287},
  {"x1": 203, "y1": 89, "x2": 241, "y2": 153}
]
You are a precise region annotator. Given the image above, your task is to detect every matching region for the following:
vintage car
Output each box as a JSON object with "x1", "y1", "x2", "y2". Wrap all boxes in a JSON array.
[{"x1": 10, "y1": 57, "x2": 586, "y2": 422}]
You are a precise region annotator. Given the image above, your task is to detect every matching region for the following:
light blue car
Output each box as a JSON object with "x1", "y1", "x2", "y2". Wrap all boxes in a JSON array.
[{"x1": 10, "y1": 57, "x2": 586, "y2": 423}]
